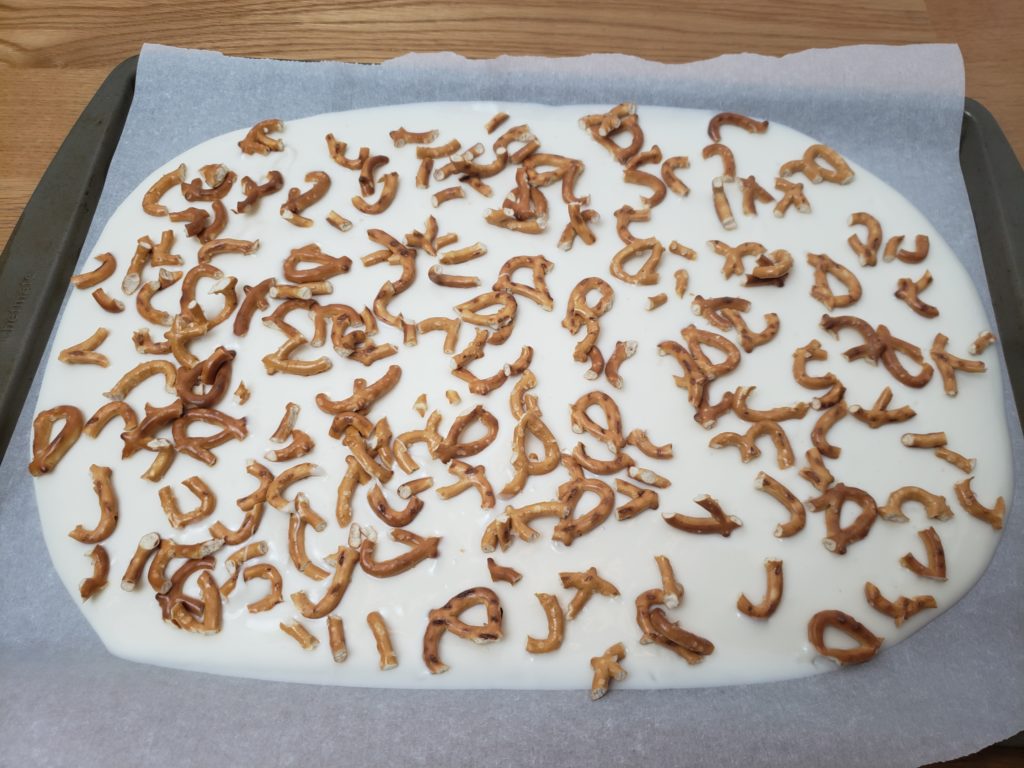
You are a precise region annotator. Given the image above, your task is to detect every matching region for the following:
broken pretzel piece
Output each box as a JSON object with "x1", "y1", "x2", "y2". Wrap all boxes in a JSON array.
[
  {"x1": 954, "y1": 477, "x2": 1005, "y2": 530},
  {"x1": 589, "y1": 642, "x2": 627, "y2": 701},
  {"x1": 423, "y1": 587, "x2": 503, "y2": 674},
  {"x1": 864, "y1": 582, "x2": 936, "y2": 627},
  {"x1": 737, "y1": 559, "x2": 783, "y2": 619},
  {"x1": 900, "y1": 527, "x2": 947, "y2": 580},
  {"x1": 238, "y1": 119, "x2": 283, "y2": 155},
  {"x1": 663, "y1": 494, "x2": 741, "y2": 537},
  {"x1": 807, "y1": 610, "x2": 882, "y2": 665}
]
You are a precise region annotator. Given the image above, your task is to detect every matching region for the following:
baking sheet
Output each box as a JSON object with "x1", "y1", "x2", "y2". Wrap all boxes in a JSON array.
[{"x1": 1, "y1": 43, "x2": 1021, "y2": 767}]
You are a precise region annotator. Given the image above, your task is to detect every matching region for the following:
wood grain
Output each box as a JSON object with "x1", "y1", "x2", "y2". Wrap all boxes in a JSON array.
[{"x1": 0, "y1": 4, "x2": 1021, "y2": 763}]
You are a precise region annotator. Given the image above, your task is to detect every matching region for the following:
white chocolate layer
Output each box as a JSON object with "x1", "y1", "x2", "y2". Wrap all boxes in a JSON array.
[{"x1": 32, "y1": 102, "x2": 1011, "y2": 689}]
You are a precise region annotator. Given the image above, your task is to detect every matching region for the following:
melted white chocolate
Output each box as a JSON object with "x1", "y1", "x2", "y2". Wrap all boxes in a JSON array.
[{"x1": 32, "y1": 103, "x2": 1011, "y2": 689}]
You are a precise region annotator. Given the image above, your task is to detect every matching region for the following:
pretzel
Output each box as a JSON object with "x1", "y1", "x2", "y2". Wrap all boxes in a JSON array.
[
  {"x1": 954, "y1": 476, "x2": 1005, "y2": 530},
  {"x1": 773, "y1": 177, "x2": 810, "y2": 217},
  {"x1": 237, "y1": 563, "x2": 282, "y2": 613},
  {"x1": 132, "y1": 268, "x2": 180, "y2": 326},
  {"x1": 738, "y1": 174, "x2": 774, "y2": 215},
  {"x1": 657, "y1": 341, "x2": 706, "y2": 407},
  {"x1": 290, "y1": 546, "x2": 358, "y2": 619},
  {"x1": 262, "y1": 461, "x2": 321, "y2": 513},
  {"x1": 171, "y1": 408, "x2": 248, "y2": 466},
  {"x1": 613, "y1": 204, "x2": 650, "y2": 245},
  {"x1": 70, "y1": 253, "x2": 116, "y2": 289},
  {"x1": 552, "y1": 479, "x2": 614, "y2": 544},
  {"x1": 809, "y1": 401, "x2": 847, "y2": 460},
  {"x1": 934, "y1": 445, "x2": 975, "y2": 473},
  {"x1": 663, "y1": 494, "x2": 742, "y2": 536},
  {"x1": 553, "y1": 566, "x2": 620, "y2": 620},
  {"x1": 709, "y1": 420, "x2": 794, "y2": 469},
  {"x1": 235, "y1": 171, "x2": 284, "y2": 214},
  {"x1": 710, "y1": 176, "x2": 736, "y2": 230},
  {"x1": 737, "y1": 560, "x2": 783, "y2": 619},
  {"x1": 635, "y1": 582, "x2": 714, "y2": 662},
  {"x1": 808, "y1": 483, "x2": 878, "y2": 554},
  {"x1": 582, "y1": 111, "x2": 643, "y2": 165},
  {"x1": 807, "y1": 252, "x2": 862, "y2": 311},
  {"x1": 891, "y1": 271, "x2": 939, "y2": 319},
  {"x1": 366, "y1": 483, "x2": 423, "y2": 527},
  {"x1": 181, "y1": 164, "x2": 235, "y2": 202},
  {"x1": 931, "y1": 333, "x2": 987, "y2": 396},
  {"x1": 899, "y1": 431, "x2": 946, "y2": 449},
  {"x1": 864, "y1": 582, "x2": 936, "y2": 627},
  {"x1": 624, "y1": 429, "x2": 672, "y2": 461},
  {"x1": 875, "y1": 325, "x2": 934, "y2": 388},
  {"x1": 609, "y1": 237, "x2": 663, "y2": 286},
  {"x1": 559, "y1": 202, "x2": 598, "y2": 250},
  {"x1": 879, "y1": 486, "x2": 952, "y2": 523},
  {"x1": 238, "y1": 119, "x2": 283, "y2": 155},
  {"x1": 433, "y1": 242, "x2": 486, "y2": 269},
  {"x1": 481, "y1": 516, "x2": 512, "y2": 553},
  {"x1": 317, "y1": 364, "x2": 401, "y2": 416},
  {"x1": 454, "y1": 291, "x2": 518, "y2": 330},
  {"x1": 57, "y1": 326, "x2": 109, "y2": 367},
  {"x1": 671, "y1": 269, "x2": 688, "y2": 298},
  {"x1": 732, "y1": 385, "x2": 809, "y2": 423},
  {"x1": 281, "y1": 244, "x2": 352, "y2": 284},
  {"x1": 819, "y1": 313, "x2": 883, "y2": 365},
  {"x1": 623, "y1": 165, "x2": 666, "y2": 208},
  {"x1": 77, "y1": 544, "x2": 110, "y2": 602},
  {"x1": 900, "y1": 526, "x2": 947, "y2": 580},
  {"x1": 691, "y1": 294, "x2": 751, "y2": 330},
  {"x1": 435, "y1": 405, "x2": 499, "y2": 463},
  {"x1": 625, "y1": 465, "x2": 670, "y2": 490},
  {"x1": 91, "y1": 288, "x2": 124, "y2": 313},
  {"x1": 849, "y1": 386, "x2": 915, "y2": 429},
  {"x1": 969, "y1": 331, "x2": 997, "y2": 355},
  {"x1": 116, "y1": 531, "x2": 160, "y2": 592},
  {"x1": 28, "y1": 405, "x2": 84, "y2": 477},
  {"x1": 525, "y1": 593, "x2": 565, "y2": 653},
  {"x1": 590, "y1": 481, "x2": 639, "y2": 525},
  {"x1": 504, "y1": 501, "x2": 567, "y2": 542},
  {"x1": 587, "y1": 641, "x2": 628, "y2": 700},
  {"x1": 284, "y1": 510, "x2": 328, "y2": 585},
  {"x1": 325, "y1": 134, "x2": 368, "y2": 170},
  {"x1": 753, "y1": 472, "x2": 806, "y2": 538},
  {"x1": 329, "y1": 456, "x2": 365, "y2": 529},
  {"x1": 279, "y1": 620, "x2": 319, "y2": 650},
  {"x1": 352, "y1": 524, "x2": 441, "y2": 578},
  {"x1": 422, "y1": 587, "x2": 503, "y2": 674},
  {"x1": 481, "y1": 557, "x2": 520, "y2": 585},
  {"x1": 706, "y1": 240, "x2": 763, "y2": 280},
  {"x1": 120, "y1": 399, "x2": 182, "y2": 461},
  {"x1": 501, "y1": 407, "x2": 559, "y2": 499},
  {"x1": 325, "y1": 615, "x2": 348, "y2": 662},
  {"x1": 884, "y1": 234, "x2": 930, "y2": 264},
  {"x1": 791, "y1": 340, "x2": 845, "y2": 410},
  {"x1": 207, "y1": 494, "x2": 264, "y2": 547},
  {"x1": 681, "y1": 324, "x2": 741, "y2": 380},
  {"x1": 158, "y1": 476, "x2": 216, "y2": 529},
  {"x1": 807, "y1": 610, "x2": 882, "y2": 665},
  {"x1": 142, "y1": 164, "x2": 186, "y2": 216},
  {"x1": 167, "y1": 570, "x2": 222, "y2": 635},
  {"x1": 352, "y1": 171, "x2": 399, "y2": 214},
  {"x1": 799, "y1": 447, "x2": 834, "y2": 492},
  {"x1": 708, "y1": 111, "x2": 768, "y2": 142},
  {"x1": 493, "y1": 255, "x2": 555, "y2": 310},
  {"x1": 147, "y1": 537, "x2": 224, "y2": 594},
  {"x1": 746, "y1": 249, "x2": 793, "y2": 288},
  {"x1": 660, "y1": 155, "x2": 690, "y2": 197},
  {"x1": 703, "y1": 143, "x2": 736, "y2": 182},
  {"x1": 81, "y1": 402, "x2": 135, "y2": 442},
  {"x1": 168, "y1": 205, "x2": 213, "y2": 239},
  {"x1": 598, "y1": 340, "x2": 638, "y2": 390}
]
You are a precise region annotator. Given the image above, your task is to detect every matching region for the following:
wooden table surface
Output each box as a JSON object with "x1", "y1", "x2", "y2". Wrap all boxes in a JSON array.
[{"x1": 0, "y1": 1, "x2": 1021, "y2": 764}]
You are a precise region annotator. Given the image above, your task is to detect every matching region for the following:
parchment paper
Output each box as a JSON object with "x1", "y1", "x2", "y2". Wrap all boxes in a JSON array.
[{"x1": 1, "y1": 43, "x2": 1021, "y2": 767}]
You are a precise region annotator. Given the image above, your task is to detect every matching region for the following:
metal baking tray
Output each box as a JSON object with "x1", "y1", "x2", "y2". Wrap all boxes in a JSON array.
[{"x1": 1, "y1": 56, "x2": 1022, "y2": 464}]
